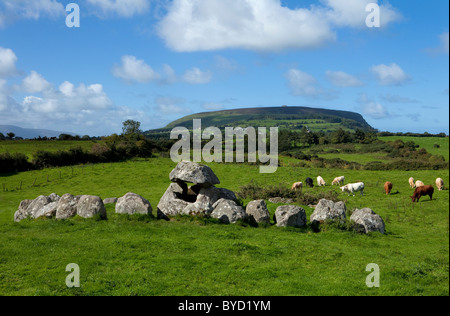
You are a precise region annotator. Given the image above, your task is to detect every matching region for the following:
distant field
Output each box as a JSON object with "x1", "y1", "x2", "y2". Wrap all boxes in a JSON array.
[
  {"x1": 0, "y1": 140, "x2": 96, "y2": 160},
  {"x1": 379, "y1": 136, "x2": 449, "y2": 161},
  {"x1": 0, "y1": 158, "x2": 448, "y2": 296}
]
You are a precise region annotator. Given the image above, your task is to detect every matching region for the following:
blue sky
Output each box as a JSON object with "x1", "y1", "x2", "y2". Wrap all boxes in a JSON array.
[{"x1": 0, "y1": 0, "x2": 448, "y2": 136}]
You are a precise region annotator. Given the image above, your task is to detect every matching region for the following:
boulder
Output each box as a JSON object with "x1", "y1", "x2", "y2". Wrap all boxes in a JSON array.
[
  {"x1": 115, "y1": 193, "x2": 152, "y2": 216},
  {"x1": 169, "y1": 161, "x2": 220, "y2": 186},
  {"x1": 350, "y1": 208, "x2": 385, "y2": 234},
  {"x1": 34, "y1": 202, "x2": 58, "y2": 219},
  {"x1": 157, "y1": 183, "x2": 191, "y2": 217},
  {"x1": 25, "y1": 195, "x2": 51, "y2": 219},
  {"x1": 218, "y1": 188, "x2": 238, "y2": 203},
  {"x1": 14, "y1": 199, "x2": 33, "y2": 222},
  {"x1": 76, "y1": 195, "x2": 107, "y2": 219},
  {"x1": 310, "y1": 199, "x2": 346, "y2": 226},
  {"x1": 56, "y1": 194, "x2": 80, "y2": 220},
  {"x1": 211, "y1": 199, "x2": 246, "y2": 224},
  {"x1": 103, "y1": 198, "x2": 118, "y2": 205},
  {"x1": 275, "y1": 205, "x2": 307, "y2": 228},
  {"x1": 48, "y1": 193, "x2": 61, "y2": 203},
  {"x1": 246, "y1": 200, "x2": 270, "y2": 224}
]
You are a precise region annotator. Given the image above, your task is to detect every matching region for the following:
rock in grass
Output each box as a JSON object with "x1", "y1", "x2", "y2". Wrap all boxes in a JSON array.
[
  {"x1": 310, "y1": 199, "x2": 346, "y2": 226},
  {"x1": 211, "y1": 199, "x2": 246, "y2": 224},
  {"x1": 350, "y1": 208, "x2": 385, "y2": 234},
  {"x1": 14, "y1": 199, "x2": 33, "y2": 222},
  {"x1": 274, "y1": 205, "x2": 307, "y2": 228},
  {"x1": 169, "y1": 161, "x2": 220, "y2": 186},
  {"x1": 56, "y1": 194, "x2": 80, "y2": 220},
  {"x1": 246, "y1": 200, "x2": 270, "y2": 224},
  {"x1": 77, "y1": 195, "x2": 107, "y2": 219},
  {"x1": 34, "y1": 202, "x2": 58, "y2": 219},
  {"x1": 157, "y1": 183, "x2": 191, "y2": 217},
  {"x1": 115, "y1": 193, "x2": 152, "y2": 216},
  {"x1": 103, "y1": 198, "x2": 118, "y2": 205},
  {"x1": 26, "y1": 195, "x2": 52, "y2": 219}
]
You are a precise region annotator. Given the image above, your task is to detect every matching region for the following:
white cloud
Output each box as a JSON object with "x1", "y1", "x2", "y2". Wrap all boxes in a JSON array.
[
  {"x1": 427, "y1": 32, "x2": 449, "y2": 55},
  {"x1": 358, "y1": 93, "x2": 389, "y2": 119},
  {"x1": 21, "y1": 71, "x2": 52, "y2": 93},
  {"x1": 182, "y1": 67, "x2": 212, "y2": 84},
  {"x1": 381, "y1": 94, "x2": 419, "y2": 104},
  {"x1": 157, "y1": 0, "x2": 401, "y2": 52},
  {"x1": 371, "y1": 63, "x2": 409, "y2": 86},
  {"x1": 322, "y1": 0, "x2": 401, "y2": 28},
  {"x1": 0, "y1": 0, "x2": 64, "y2": 26},
  {"x1": 325, "y1": 70, "x2": 364, "y2": 87},
  {"x1": 0, "y1": 47, "x2": 18, "y2": 78},
  {"x1": 154, "y1": 96, "x2": 190, "y2": 115},
  {"x1": 285, "y1": 69, "x2": 336, "y2": 99},
  {"x1": 202, "y1": 102, "x2": 223, "y2": 111},
  {"x1": 86, "y1": 0, "x2": 150, "y2": 18},
  {"x1": 112, "y1": 55, "x2": 160, "y2": 83},
  {"x1": 157, "y1": 0, "x2": 336, "y2": 52}
]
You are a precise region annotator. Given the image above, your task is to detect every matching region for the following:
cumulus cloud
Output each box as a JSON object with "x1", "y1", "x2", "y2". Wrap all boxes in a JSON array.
[
  {"x1": 112, "y1": 55, "x2": 160, "y2": 83},
  {"x1": 285, "y1": 69, "x2": 336, "y2": 99},
  {"x1": 325, "y1": 70, "x2": 364, "y2": 87},
  {"x1": 86, "y1": 0, "x2": 150, "y2": 18},
  {"x1": 157, "y1": 0, "x2": 336, "y2": 52},
  {"x1": 154, "y1": 96, "x2": 190, "y2": 115},
  {"x1": 156, "y1": 0, "x2": 401, "y2": 52},
  {"x1": 427, "y1": 32, "x2": 449, "y2": 55},
  {"x1": 21, "y1": 71, "x2": 52, "y2": 93},
  {"x1": 182, "y1": 68, "x2": 212, "y2": 84},
  {"x1": 0, "y1": 0, "x2": 64, "y2": 26},
  {"x1": 358, "y1": 93, "x2": 390, "y2": 119},
  {"x1": 371, "y1": 63, "x2": 410, "y2": 86},
  {"x1": 0, "y1": 47, "x2": 18, "y2": 78}
]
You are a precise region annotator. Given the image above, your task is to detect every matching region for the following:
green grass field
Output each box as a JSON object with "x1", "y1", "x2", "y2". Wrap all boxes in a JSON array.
[
  {"x1": 0, "y1": 157, "x2": 448, "y2": 296},
  {"x1": 379, "y1": 136, "x2": 449, "y2": 161}
]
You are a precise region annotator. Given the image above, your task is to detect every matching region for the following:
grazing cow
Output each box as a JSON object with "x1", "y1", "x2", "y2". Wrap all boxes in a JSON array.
[
  {"x1": 384, "y1": 182, "x2": 393, "y2": 195},
  {"x1": 317, "y1": 176, "x2": 326, "y2": 187},
  {"x1": 436, "y1": 178, "x2": 444, "y2": 191},
  {"x1": 291, "y1": 182, "x2": 303, "y2": 192},
  {"x1": 411, "y1": 185, "x2": 434, "y2": 203},
  {"x1": 415, "y1": 180, "x2": 425, "y2": 188},
  {"x1": 341, "y1": 182, "x2": 365, "y2": 196},
  {"x1": 305, "y1": 177, "x2": 314, "y2": 188},
  {"x1": 409, "y1": 177, "x2": 415, "y2": 188},
  {"x1": 332, "y1": 176, "x2": 345, "y2": 186}
]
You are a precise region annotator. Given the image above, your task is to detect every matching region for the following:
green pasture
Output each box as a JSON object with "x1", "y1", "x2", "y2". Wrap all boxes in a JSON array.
[{"x1": 0, "y1": 158, "x2": 448, "y2": 296}]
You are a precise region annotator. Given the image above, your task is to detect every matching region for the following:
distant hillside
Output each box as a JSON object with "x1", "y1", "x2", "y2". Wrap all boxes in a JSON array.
[
  {"x1": 0, "y1": 125, "x2": 75, "y2": 139},
  {"x1": 146, "y1": 106, "x2": 375, "y2": 137}
]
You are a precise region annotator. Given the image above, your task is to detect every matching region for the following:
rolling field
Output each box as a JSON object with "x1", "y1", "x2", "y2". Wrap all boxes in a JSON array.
[
  {"x1": 379, "y1": 136, "x2": 449, "y2": 161},
  {"x1": 0, "y1": 157, "x2": 448, "y2": 296}
]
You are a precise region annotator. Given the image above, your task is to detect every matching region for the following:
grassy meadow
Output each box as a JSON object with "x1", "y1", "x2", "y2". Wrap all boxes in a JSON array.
[{"x1": 0, "y1": 151, "x2": 448, "y2": 296}]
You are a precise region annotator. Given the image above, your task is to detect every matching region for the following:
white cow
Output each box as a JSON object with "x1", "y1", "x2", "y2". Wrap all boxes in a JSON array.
[
  {"x1": 317, "y1": 176, "x2": 326, "y2": 187},
  {"x1": 415, "y1": 180, "x2": 425, "y2": 188},
  {"x1": 409, "y1": 177, "x2": 415, "y2": 188},
  {"x1": 291, "y1": 182, "x2": 303, "y2": 192},
  {"x1": 436, "y1": 178, "x2": 444, "y2": 191},
  {"x1": 341, "y1": 182, "x2": 365, "y2": 196},
  {"x1": 332, "y1": 176, "x2": 345, "y2": 186}
]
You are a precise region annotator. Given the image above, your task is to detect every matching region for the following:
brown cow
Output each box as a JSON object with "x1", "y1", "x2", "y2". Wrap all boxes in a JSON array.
[
  {"x1": 384, "y1": 182, "x2": 393, "y2": 195},
  {"x1": 411, "y1": 185, "x2": 434, "y2": 203}
]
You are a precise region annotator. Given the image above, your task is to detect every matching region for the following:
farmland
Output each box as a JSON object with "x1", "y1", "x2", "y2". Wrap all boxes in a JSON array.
[{"x1": 0, "y1": 134, "x2": 448, "y2": 296}]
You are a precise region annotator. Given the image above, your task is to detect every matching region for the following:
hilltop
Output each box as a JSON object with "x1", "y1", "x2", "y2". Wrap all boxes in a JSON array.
[{"x1": 145, "y1": 106, "x2": 375, "y2": 137}]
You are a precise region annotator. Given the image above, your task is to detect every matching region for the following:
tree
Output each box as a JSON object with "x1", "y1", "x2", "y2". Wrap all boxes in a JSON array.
[
  {"x1": 122, "y1": 120, "x2": 142, "y2": 138},
  {"x1": 0, "y1": 133, "x2": 5, "y2": 140},
  {"x1": 7, "y1": 132, "x2": 15, "y2": 140}
]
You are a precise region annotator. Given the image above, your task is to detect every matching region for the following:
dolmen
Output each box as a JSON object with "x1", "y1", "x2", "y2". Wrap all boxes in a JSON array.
[{"x1": 157, "y1": 161, "x2": 246, "y2": 224}]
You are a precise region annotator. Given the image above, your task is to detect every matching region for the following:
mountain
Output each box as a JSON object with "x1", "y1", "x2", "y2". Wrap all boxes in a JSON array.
[
  {"x1": 0, "y1": 125, "x2": 76, "y2": 139},
  {"x1": 145, "y1": 106, "x2": 375, "y2": 137}
]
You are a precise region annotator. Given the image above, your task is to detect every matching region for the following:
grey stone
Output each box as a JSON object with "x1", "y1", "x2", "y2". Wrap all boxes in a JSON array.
[
  {"x1": 34, "y1": 202, "x2": 58, "y2": 219},
  {"x1": 48, "y1": 193, "x2": 61, "y2": 203},
  {"x1": 350, "y1": 208, "x2": 385, "y2": 234},
  {"x1": 169, "y1": 161, "x2": 220, "y2": 186},
  {"x1": 13, "y1": 199, "x2": 33, "y2": 222},
  {"x1": 116, "y1": 193, "x2": 152, "y2": 216},
  {"x1": 56, "y1": 194, "x2": 80, "y2": 220},
  {"x1": 310, "y1": 199, "x2": 347, "y2": 226},
  {"x1": 26, "y1": 195, "x2": 51, "y2": 219},
  {"x1": 211, "y1": 199, "x2": 246, "y2": 224},
  {"x1": 246, "y1": 200, "x2": 270, "y2": 224},
  {"x1": 103, "y1": 198, "x2": 118, "y2": 205},
  {"x1": 77, "y1": 195, "x2": 107, "y2": 219},
  {"x1": 275, "y1": 205, "x2": 307, "y2": 228},
  {"x1": 157, "y1": 183, "x2": 190, "y2": 217}
]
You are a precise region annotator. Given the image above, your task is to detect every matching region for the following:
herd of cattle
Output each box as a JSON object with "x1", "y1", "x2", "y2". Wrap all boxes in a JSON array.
[{"x1": 291, "y1": 176, "x2": 445, "y2": 203}]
